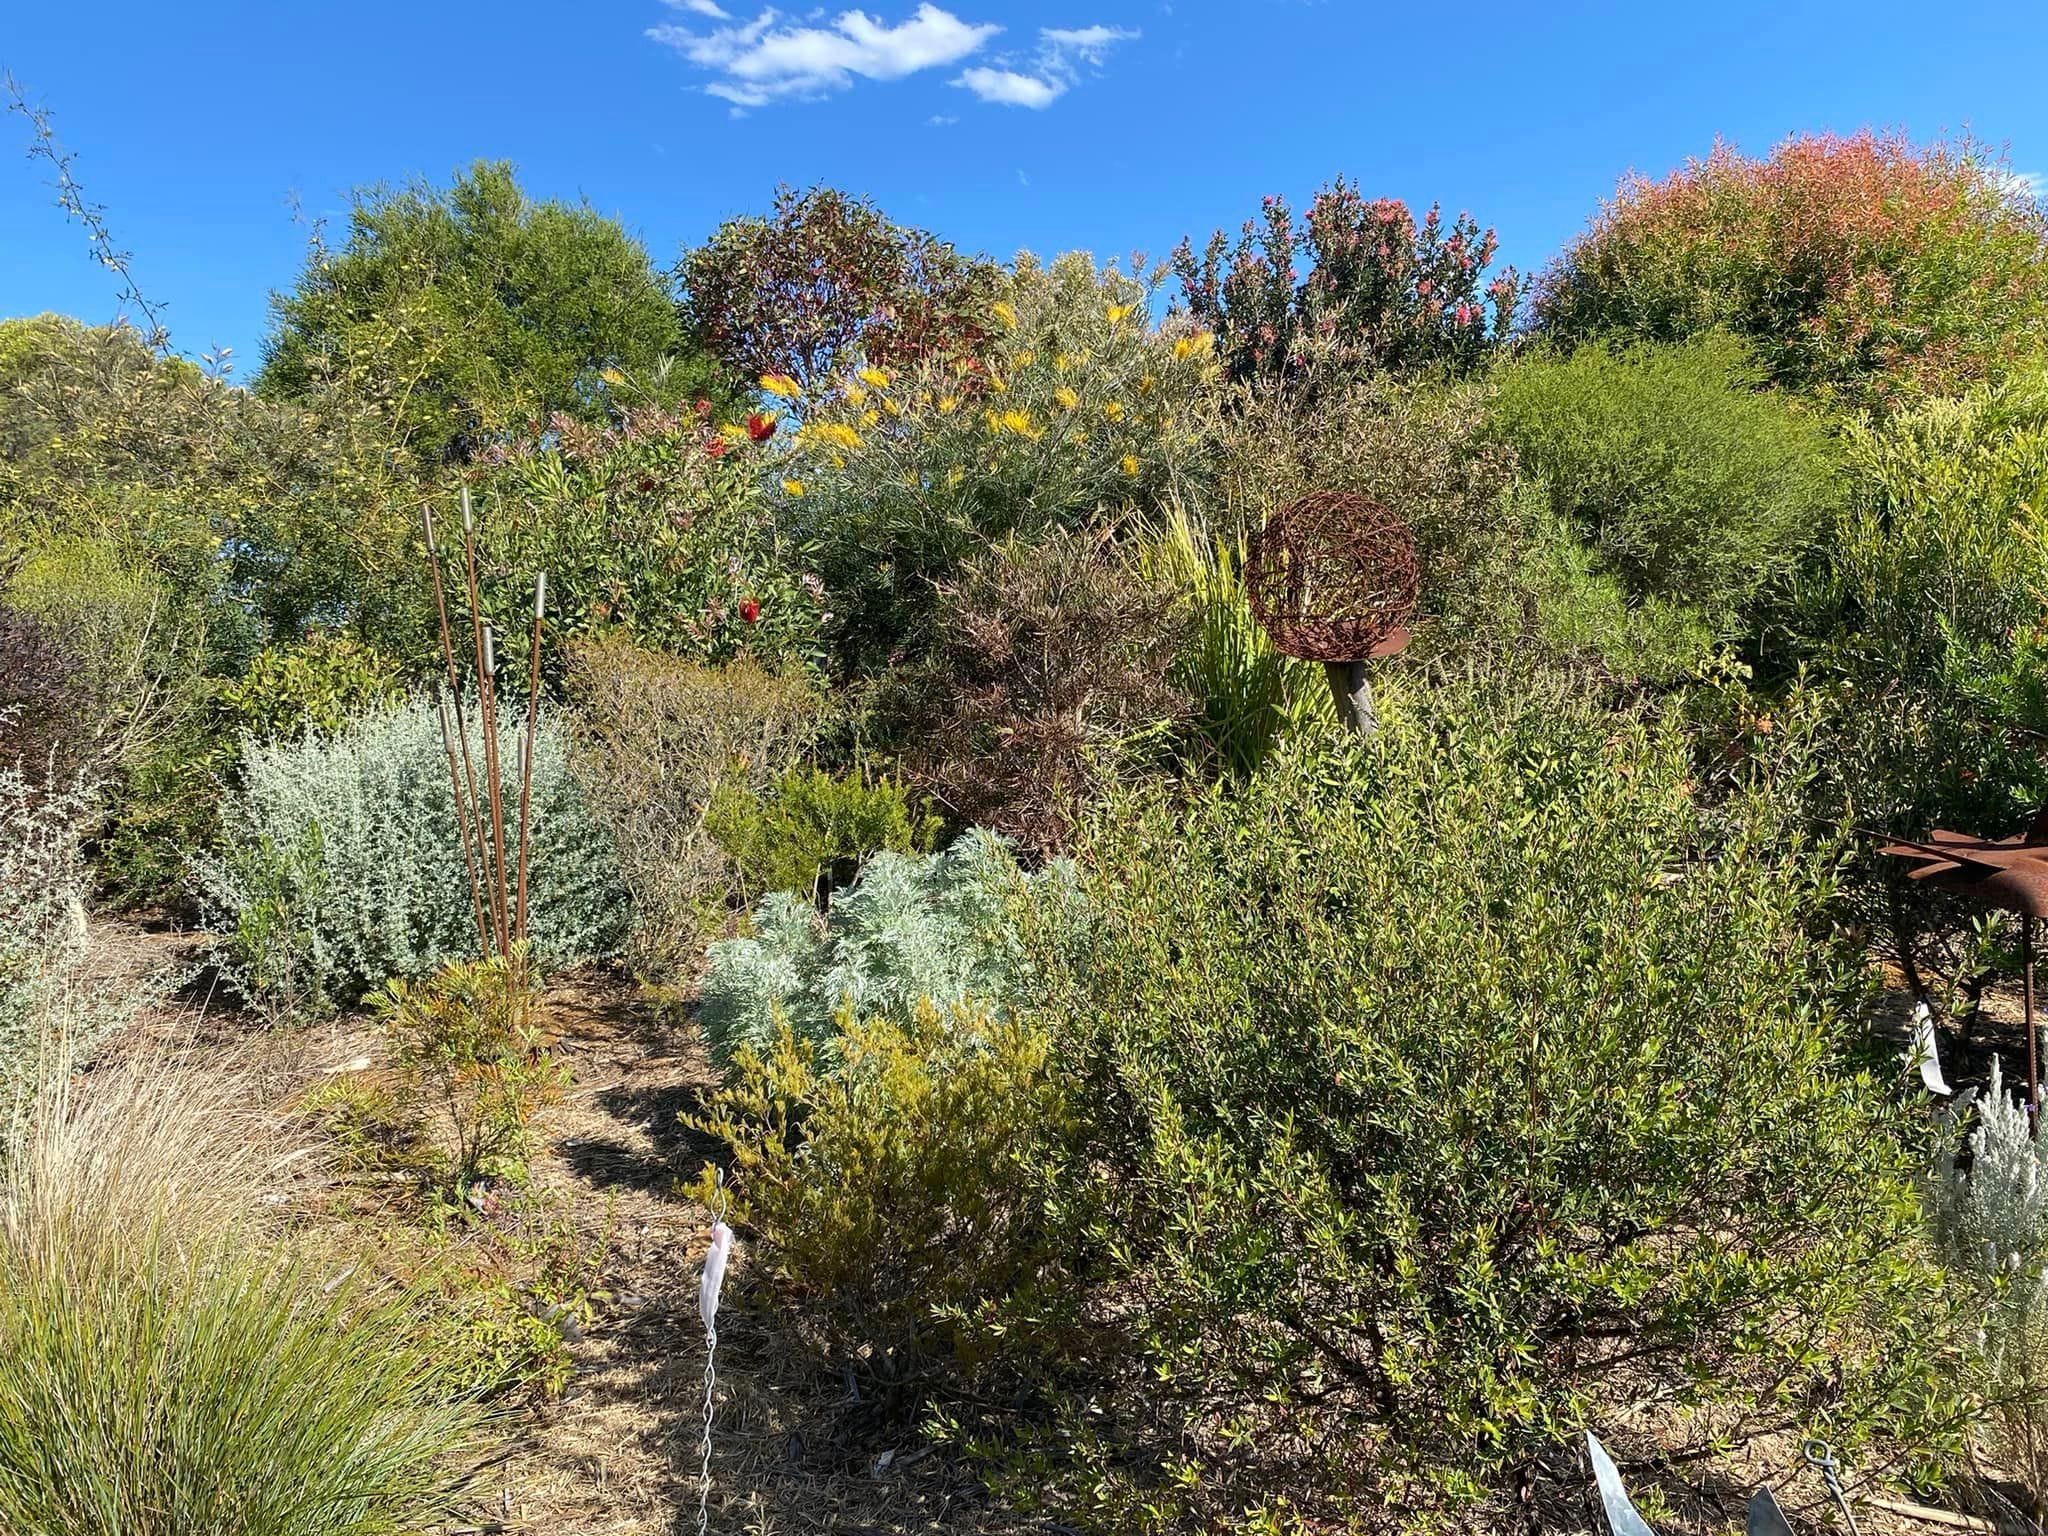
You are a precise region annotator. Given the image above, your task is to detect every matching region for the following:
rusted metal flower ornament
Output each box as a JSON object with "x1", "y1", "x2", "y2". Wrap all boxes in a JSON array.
[{"x1": 1247, "y1": 490, "x2": 1418, "y2": 733}]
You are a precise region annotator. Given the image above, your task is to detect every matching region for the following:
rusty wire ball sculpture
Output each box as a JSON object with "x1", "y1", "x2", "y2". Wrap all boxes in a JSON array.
[
  {"x1": 1246, "y1": 491, "x2": 1418, "y2": 735},
  {"x1": 1247, "y1": 490, "x2": 1419, "y2": 663}
]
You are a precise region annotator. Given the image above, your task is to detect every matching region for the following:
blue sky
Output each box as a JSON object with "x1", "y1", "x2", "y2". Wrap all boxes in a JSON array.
[{"x1": 3, "y1": 0, "x2": 2045, "y2": 377}]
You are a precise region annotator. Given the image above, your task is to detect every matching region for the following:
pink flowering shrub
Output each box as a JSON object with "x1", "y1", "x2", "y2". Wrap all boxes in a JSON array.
[{"x1": 1173, "y1": 177, "x2": 1522, "y2": 385}]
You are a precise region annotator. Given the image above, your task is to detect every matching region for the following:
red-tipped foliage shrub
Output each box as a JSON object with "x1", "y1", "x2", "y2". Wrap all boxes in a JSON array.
[{"x1": 1535, "y1": 131, "x2": 2048, "y2": 407}]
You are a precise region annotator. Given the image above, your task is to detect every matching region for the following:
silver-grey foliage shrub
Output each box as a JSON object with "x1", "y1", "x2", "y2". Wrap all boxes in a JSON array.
[
  {"x1": 697, "y1": 828, "x2": 1077, "y2": 1066},
  {"x1": 197, "y1": 696, "x2": 628, "y2": 1013},
  {"x1": 1930, "y1": 1060, "x2": 2048, "y2": 1516}
]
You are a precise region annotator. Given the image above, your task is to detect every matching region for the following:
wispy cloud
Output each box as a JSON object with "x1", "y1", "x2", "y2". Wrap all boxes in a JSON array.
[
  {"x1": 2001, "y1": 169, "x2": 2046, "y2": 204},
  {"x1": 927, "y1": 112, "x2": 960, "y2": 126},
  {"x1": 952, "y1": 22, "x2": 1138, "y2": 109},
  {"x1": 648, "y1": 4, "x2": 1001, "y2": 109},
  {"x1": 665, "y1": 0, "x2": 731, "y2": 17}
]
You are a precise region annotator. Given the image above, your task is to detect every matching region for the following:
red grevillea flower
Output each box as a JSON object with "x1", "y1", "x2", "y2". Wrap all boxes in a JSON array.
[
  {"x1": 739, "y1": 597, "x2": 761, "y2": 625},
  {"x1": 694, "y1": 398, "x2": 714, "y2": 418},
  {"x1": 745, "y1": 412, "x2": 776, "y2": 442},
  {"x1": 705, "y1": 437, "x2": 730, "y2": 459}
]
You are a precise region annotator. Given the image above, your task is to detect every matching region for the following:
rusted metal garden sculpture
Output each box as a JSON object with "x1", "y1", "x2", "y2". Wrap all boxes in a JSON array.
[
  {"x1": 1246, "y1": 490, "x2": 1417, "y2": 735},
  {"x1": 1879, "y1": 807, "x2": 2048, "y2": 1126}
]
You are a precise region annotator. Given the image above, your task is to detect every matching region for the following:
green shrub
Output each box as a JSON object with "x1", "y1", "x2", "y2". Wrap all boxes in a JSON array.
[
  {"x1": 697, "y1": 829, "x2": 1073, "y2": 1067},
  {"x1": 0, "y1": 1059, "x2": 482, "y2": 1536},
  {"x1": 706, "y1": 764, "x2": 935, "y2": 905},
  {"x1": 1018, "y1": 677, "x2": 1946, "y2": 1521},
  {"x1": 565, "y1": 636, "x2": 827, "y2": 979},
  {"x1": 1534, "y1": 131, "x2": 2048, "y2": 409},
  {"x1": 464, "y1": 405, "x2": 822, "y2": 682},
  {"x1": 197, "y1": 695, "x2": 627, "y2": 1014},
  {"x1": 369, "y1": 952, "x2": 563, "y2": 1193},
  {"x1": 223, "y1": 630, "x2": 406, "y2": 739},
  {"x1": 1486, "y1": 332, "x2": 1842, "y2": 615},
  {"x1": 689, "y1": 1000, "x2": 1088, "y2": 1395},
  {"x1": 1795, "y1": 364, "x2": 2048, "y2": 841}
]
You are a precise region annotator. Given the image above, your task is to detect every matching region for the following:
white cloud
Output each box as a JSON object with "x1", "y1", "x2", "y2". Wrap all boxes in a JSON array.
[
  {"x1": 928, "y1": 112, "x2": 959, "y2": 126},
  {"x1": 666, "y1": 0, "x2": 731, "y2": 17},
  {"x1": 2001, "y1": 169, "x2": 2046, "y2": 204},
  {"x1": 956, "y1": 65, "x2": 1065, "y2": 107},
  {"x1": 649, "y1": 4, "x2": 1001, "y2": 108},
  {"x1": 950, "y1": 21, "x2": 1137, "y2": 109}
]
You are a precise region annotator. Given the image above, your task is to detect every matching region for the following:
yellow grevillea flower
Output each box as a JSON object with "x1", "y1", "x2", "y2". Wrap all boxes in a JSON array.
[
  {"x1": 1102, "y1": 400, "x2": 1126, "y2": 422},
  {"x1": 989, "y1": 373, "x2": 1008, "y2": 394},
  {"x1": 938, "y1": 395, "x2": 960, "y2": 415},
  {"x1": 1121, "y1": 454, "x2": 1141, "y2": 477},
  {"x1": 983, "y1": 409, "x2": 1003, "y2": 435},
  {"x1": 761, "y1": 373, "x2": 801, "y2": 399},
  {"x1": 884, "y1": 397, "x2": 903, "y2": 417},
  {"x1": 1070, "y1": 429, "x2": 1089, "y2": 446},
  {"x1": 992, "y1": 300, "x2": 1019, "y2": 329},
  {"x1": 998, "y1": 408, "x2": 1041, "y2": 440},
  {"x1": 599, "y1": 367, "x2": 627, "y2": 387},
  {"x1": 782, "y1": 478, "x2": 806, "y2": 497},
  {"x1": 1015, "y1": 349, "x2": 1037, "y2": 370},
  {"x1": 947, "y1": 465, "x2": 966, "y2": 487},
  {"x1": 1106, "y1": 303, "x2": 1135, "y2": 325},
  {"x1": 719, "y1": 422, "x2": 749, "y2": 442},
  {"x1": 1137, "y1": 373, "x2": 1157, "y2": 394},
  {"x1": 857, "y1": 366, "x2": 891, "y2": 389},
  {"x1": 801, "y1": 422, "x2": 863, "y2": 451},
  {"x1": 1054, "y1": 386, "x2": 1080, "y2": 411},
  {"x1": 1172, "y1": 331, "x2": 1215, "y2": 361},
  {"x1": 845, "y1": 383, "x2": 869, "y2": 409},
  {"x1": 860, "y1": 409, "x2": 880, "y2": 428}
]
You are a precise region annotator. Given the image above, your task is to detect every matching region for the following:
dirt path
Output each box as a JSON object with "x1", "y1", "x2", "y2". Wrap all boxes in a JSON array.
[{"x1": 77, "y1": 918, "x2": 1035, "y2": 1536}]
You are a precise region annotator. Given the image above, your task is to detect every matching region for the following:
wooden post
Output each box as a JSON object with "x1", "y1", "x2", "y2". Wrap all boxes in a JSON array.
[{"x1": 1324, "y1": 659, "x2": 1378, "y2": 736}]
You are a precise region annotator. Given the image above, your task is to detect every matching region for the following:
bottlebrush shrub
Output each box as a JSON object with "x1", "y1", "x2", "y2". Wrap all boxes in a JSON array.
[
  {"x1": 197, "y1": 696, "x2": 627, "y2": 1016},
  {"x1": 1930, "y1": 1061, "x2": 2048, "y2": 1523},
  {"x1": 1486, "y1": 332, "x2": 1843, "y2": 615},
  {"x1": 1023, "y1": 676, "x2": 1948, "y2": 1521},
  {"x1": 697, "y1": 828, "x2": 1077, "y2": 1068},
  {"x1": 1535, "y1": 131, "x2": 2048, "y2": 408},
  {"x1": 679, "y1": 183, "x2": 1002, "y2": 398},
  {"x1": 564, "y1": 636, "x2": 827, "y2": 981},
  {"x1": 897, "y1": 528, "x2": 1192, "y2": 853},
  {"x1": 777, "y1": 251, "x2": 1221, "y2": 674},
  {"x1": 463, "y1": 403, "x2": 824, "y2": 682},
  {"x1": 1174, "y1": 177, "x2": 1522, "y2": 386},
  {"x1": 688, "y1": 998, "x2": 1093, "y2": 1401}
]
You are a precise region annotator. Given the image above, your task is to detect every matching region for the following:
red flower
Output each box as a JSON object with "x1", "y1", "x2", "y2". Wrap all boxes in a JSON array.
[
  {"x1": 745, "y1": 412, "x2": 776, "y2": 442},
  {"x1": 704, "y1": 437, "x2": 730, "y2": 459},
  {"x1": 694, "y1": 398, "x2": 713, "y2": 418},
  {"x1": 739, "y1": 597, "x2": 761, "y2": 625}
]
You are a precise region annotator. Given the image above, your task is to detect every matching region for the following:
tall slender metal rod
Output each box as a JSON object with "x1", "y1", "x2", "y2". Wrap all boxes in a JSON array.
[
  {"x1": 424, "y1": 505, "x2": 492, "y2": 955},
  {"x1": 460, "y1": 488, "x2": 512, "y2": 959},
  {"x1": 513, "y1": 573, "x2": 545, "y2": 954}
]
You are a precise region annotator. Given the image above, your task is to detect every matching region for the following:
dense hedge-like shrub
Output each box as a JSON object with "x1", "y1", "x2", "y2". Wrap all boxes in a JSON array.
[
  {"x1": 697, "y1": 829, "x2": 1072, "y2": 1066},
  {"x1": 1535, "y1": 131, "x2": 2048, "y2": 407},
  {"x1": 1486, "y1": 332, "x2": 1842, "y2": 614},
  {"x1": 565, "y1": 637, "x2": 826, "y2": 979},
  {"x1": 198, "y1": 696, "x2": 626, "y2": 1014},
  {"x1": 222, "y1": 631, "x2": 406, "y2": 740},
  {"x1": 1018, "y1": 679, "x2": 1944, "y2": 1521}
]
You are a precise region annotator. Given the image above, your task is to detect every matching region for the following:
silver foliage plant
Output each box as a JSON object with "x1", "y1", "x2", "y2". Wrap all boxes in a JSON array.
[
  {"x1": 697, "y1": 828, "x2": 1078, "y2": 1066},
  {"x1": 1930, "y1": 1059, "x2": 2048, "y2": 1516},
  {"x1": 196, "y1": 695, "x2": 628, "y2": 1013}
]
